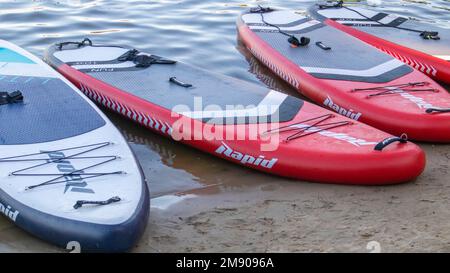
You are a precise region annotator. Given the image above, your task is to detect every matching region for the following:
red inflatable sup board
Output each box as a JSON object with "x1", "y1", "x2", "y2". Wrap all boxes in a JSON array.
[
  {"x1": 237, "y1": 7, "x2": 450, "y2": 142},
  {"x1": 308, "y1": 2, "x2": 450, "y2": 84},
  {"x1": 45, "y1": 39, "x2": 425, "y2": 185}
]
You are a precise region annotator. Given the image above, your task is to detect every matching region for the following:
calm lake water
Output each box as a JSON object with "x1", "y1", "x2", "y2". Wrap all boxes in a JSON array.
[{"x1": 0, "y1": 0, "x2": 449, "y2": 251}]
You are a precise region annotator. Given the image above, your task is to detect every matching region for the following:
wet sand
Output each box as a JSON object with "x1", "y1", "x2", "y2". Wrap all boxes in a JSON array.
[
  {"x1": 139, "y1": 143, "x2": 450, "y2": 253},
  {"x1": 1, "y1": 49, "x2": 449, "y2": 253},
  {"x1": 2, "y1": 141, "x2": 448, "y2": 253}
]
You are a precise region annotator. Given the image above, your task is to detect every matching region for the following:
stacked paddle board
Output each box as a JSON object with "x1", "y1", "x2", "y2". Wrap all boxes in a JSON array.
[
  {"x1": 237, "y1": 7, "x2": 450, "y2": 142},
  {"x1": 44, "y1": 40, "x2": 425, "y2": 185},
  {"x1": 308, "y1": 2, "x2": 450, "y2": 84},
  {"x1": 0, "y1": 40, "x2": 149, "y2": 252}
]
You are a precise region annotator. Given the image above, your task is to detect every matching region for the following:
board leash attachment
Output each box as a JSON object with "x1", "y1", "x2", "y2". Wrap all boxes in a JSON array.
[{"x1": 251, "y1": 5, "x2": 310, "y2": 48}]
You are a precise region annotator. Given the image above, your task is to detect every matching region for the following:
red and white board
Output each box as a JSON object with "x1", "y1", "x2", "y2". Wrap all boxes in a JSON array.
[
  {"x1": 44, "y1": 39, "x2": 425, "y2": 185},
  {"x1": 237, "y1": 7, "x2": 450, "y2": 142}
]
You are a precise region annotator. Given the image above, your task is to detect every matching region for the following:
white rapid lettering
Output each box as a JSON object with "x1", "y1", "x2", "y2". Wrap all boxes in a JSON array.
[{"x1": 215, "y1": 142, "x2": 278, "y2": 169}]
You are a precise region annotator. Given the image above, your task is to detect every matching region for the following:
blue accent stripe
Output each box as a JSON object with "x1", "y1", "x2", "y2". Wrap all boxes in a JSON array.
[{"x1": 0, "y1": 48, "x2": 35, "y2": 64}]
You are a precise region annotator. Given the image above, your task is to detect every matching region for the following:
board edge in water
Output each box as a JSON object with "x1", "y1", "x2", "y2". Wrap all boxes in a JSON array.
[{"x1": 0, "y1": 39, "x2": 150, "y2": 252}]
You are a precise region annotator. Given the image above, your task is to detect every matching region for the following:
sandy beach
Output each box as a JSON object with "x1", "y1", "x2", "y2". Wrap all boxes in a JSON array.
[
  {"x1": 139, "y1": 145, "x2": 450, "y2": 253},
  {"x1": 1, "y1": 136, "x2": 449, "y2": 253}
]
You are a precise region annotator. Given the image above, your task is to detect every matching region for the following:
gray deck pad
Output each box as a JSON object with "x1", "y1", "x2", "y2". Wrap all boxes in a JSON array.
[
  {"x1": 241, "y1": 10, "x2": 413, "y2": 82},
  {"x1": 0, "y1": 75, "x2": 105, "y2": 145},
  {"x1": 52, "y1": 45, "x2": 304, "y2": 125}
]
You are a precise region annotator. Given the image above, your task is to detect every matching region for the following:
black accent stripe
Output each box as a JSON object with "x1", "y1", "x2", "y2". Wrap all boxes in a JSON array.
[
  {"x1": 387, "y1": 17, "x2": 407, "y2": 27},
  {"x1": 201, "y1": 95, "x2": 304, "y2": 125},
  {"x1": 309, "y1": 65, "x2": 413, "y2": 83},
  {"x1": 370, "y1": 12, "x2": 389, "y2": 21},
  {"x1": 278, "y1": 96, "x2": 304, "y2": 122}
]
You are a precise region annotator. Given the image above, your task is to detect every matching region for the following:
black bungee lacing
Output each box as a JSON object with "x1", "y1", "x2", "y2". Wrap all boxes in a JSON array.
[
  {"x1": 0, "y1": 142, "x2": 124, "y2": 190},
  {"x1": 0, "y1": 91, "x2": 23, "y2": 105},
  {"x1": 318, "y1": 1, "x2": 440, "y2": 40},
  {"x1": 262, "y1": 114, "x2": 351, "y2": 142},
  {"x1": 352, "y1": 82, "x2": 449, "y2": 114},
  {"x1": 250, "y1": 5, "x2": 310, "y2": 47},
  {"x1": 73, "y1": 196, "x2": 121, "y2": 209},
  {"x1": 351, "y1": 82, "x2": 438, "y2": 98}
]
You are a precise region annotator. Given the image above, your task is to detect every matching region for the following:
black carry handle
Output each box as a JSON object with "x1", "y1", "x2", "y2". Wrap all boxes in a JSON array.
[
  {"x1": 0, "y1": 90, "x2": 23, "y2": 105},
  {"x1": 374, "y1": 134, "x2": 408, "y2": 151},
  {"x1": 74, "y1": 196, "x2": 121, "y2": 209},
  {"x1": 426, "y1": 107, "x2": 450, "y2": 114},
  {"x1": 56, "y1": 38, "x2": 93, "y2": 50},
  {"x1": 169, "y1": 77, "x2": 193, "y2": 88},
  {"x1": 316, "y1": 41, "x2": 331, "y2": 50}
]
